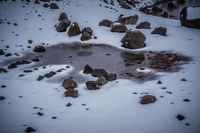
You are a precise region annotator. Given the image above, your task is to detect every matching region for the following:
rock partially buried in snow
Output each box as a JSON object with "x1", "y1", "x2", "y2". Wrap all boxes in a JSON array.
[
  {"x1": 68, "y1": 22, "x2": 81, "y2": 37},
  {"x1": 136, "y1": 21, "x2": 151, "y2": 29},
  {"x1": 99, "y1": 19, "x2": 112, "y2": 27},
  {"x1": 56, "y1": 19, "x2": 71, "y2": 32},
  {"x1": 118, "y1": 15, "x2": 138, "y2": 25},
  {"x1": 151, "y1": 27, "x2": 167, "y2": 36},
  {"x1": 140, "y1": 95, "x2": 156, "y2": 104},
  {"x1": 110, "y1": 22, "x2": 127, "y2": 33},
  {"x1": 64, "y1": 89, "x2": 78, "y2": 98},
  {"x1": 62, "y1": 78, "x2": 78, "y2": 89},
  {"x1": 25, "y1": 127, "x2": 36, "y2": 132},
  {"x1": 80, "y1": 32, "x2": 92, "y2": 41},
  {"x1": 121, "y1": 30, "x2": 146, "y2": 49},
  {"x1": 180, "y1": 6, "x2": 200, "y2": 29},
  {"x1": 33, "y1": 45, "x2": 46, "y2": 52},
  {"x1": 86, "y1": 81, "x2": 100, "y2": 90},
  {"x1": 58, "y1": 12, "x2": 69, "y2": 21}
]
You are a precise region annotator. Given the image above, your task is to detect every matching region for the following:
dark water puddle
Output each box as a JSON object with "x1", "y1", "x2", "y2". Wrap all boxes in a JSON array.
[{"x1": 1, "y1": 42, "x2": 191, "y2": 83}]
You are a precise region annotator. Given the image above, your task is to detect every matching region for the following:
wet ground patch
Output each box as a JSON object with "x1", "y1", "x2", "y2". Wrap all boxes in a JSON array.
[{"x1": 1, "y1": 42, "x2": 191, "y2": 83}]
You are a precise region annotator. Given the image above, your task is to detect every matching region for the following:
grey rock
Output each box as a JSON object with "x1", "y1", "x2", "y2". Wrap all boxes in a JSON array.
[
  {"x1": 136, "y1": 21, "x2": 151, "y2": 29},
  {"x1": 62, "y1": 78, "x2": 78, "y2": 89},
  {"x1": 82, "y1": 27, "x2": 93, "y2": 36},
  {"x1": 56, "y1": 19, "x2": 71, "y2": 32},
  {"x1": 37, "y1": 75, "x2": 44, "y2": 81},
  {"x1": 92, "y1": 68, "x2": 108, "y2": 77},
  {"x1": 121, "y1": 30, "x2": 146, "y2": 49},
  {"x1": 0, "y1": 49, "x2": 5, "y2": 55},
  {"x1": 151, "y1": 27, "x2": 167, "y2": 36},
  {"x1": 105, "y1": 73, "x2": 117, "y2": 81},
  {"x1": 86, "y1": 81, "x2": 101, "y2": 90},
  {"x1": 99, "y1": 19, "x2": 112, "y2": 27},
  {"x1": 97, "y1": 76, "x2": 108, "y2": 86}
]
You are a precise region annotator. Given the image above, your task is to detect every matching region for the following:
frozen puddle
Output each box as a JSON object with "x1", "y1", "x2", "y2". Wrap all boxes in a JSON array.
[{"x1": 2, "y1": 42, "x2": 191, "y2": 83}]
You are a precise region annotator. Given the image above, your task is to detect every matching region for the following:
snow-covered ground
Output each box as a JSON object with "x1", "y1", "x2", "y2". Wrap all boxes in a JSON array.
[{"x1": 0, "y1": 0, "x2": 200, "y2": 133}]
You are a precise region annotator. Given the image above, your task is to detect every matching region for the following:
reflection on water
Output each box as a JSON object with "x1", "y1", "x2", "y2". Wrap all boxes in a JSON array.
[{"x1": 158, "y1": 0, "x2": 200, "y2": 19}]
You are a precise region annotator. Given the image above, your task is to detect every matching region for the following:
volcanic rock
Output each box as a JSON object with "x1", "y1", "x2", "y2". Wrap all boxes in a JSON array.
[
  {"x1": 121, "y1": 30, "x2": 146, "y2": 49},
  {"x1": 92, "y1": 68, "x2": 108, "y2": 77},
  {"x1": 64, "y1": 89, "x2": 78, "y2": 98},
  {"x1": 68, "y1": 22, "x2": 81, "y2": 37},
  {"x1": 33, "y1": 45, "x2": 46, "y2": 52},
  {"x1": 86, "y1": 81, "x2": 101, "y2": 90},
  {"x1": 140, "y1": 95, "x2": 157, "y2": 104},
  {"x1": 56, "y1": 19, "x2": 71, "y2": 32},
  {"x1": 136, "y1": 21, "x2": 151, "y2": 29},
  {"x1": 151, "y1": 27, "x2": 167, "y2": 36},
  {"x1": 62, "y1": 78, "x2": 78, "y2": 89},
  {"x1": 99, "y1": 19, "x2": 112, "y2": 27}
]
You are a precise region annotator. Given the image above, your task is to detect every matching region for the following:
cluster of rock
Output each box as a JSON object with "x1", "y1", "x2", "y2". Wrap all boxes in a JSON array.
[
  {"x1": 102, "y1": 0, "x2": 136, "y2": 10},
  {"x1": 55, "y1": 13, "x2": 95, "y2": 41},
  {"x1": 99, "y1": 14, "x2": 167, "y2": 49}
]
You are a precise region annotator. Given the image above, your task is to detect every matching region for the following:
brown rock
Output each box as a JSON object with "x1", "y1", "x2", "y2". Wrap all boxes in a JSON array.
[
  {"x1": 92, "y1": 68, "x2": 108, "y2": 77},
  {"x1": 80, "y1": 32, "x2": 92, "y2": 41},
  {"x1": 68, "y1": 22, "x2": 81, "y2": 37},
  {"x1": 118, "y1": 15, "x2": 138, "y2": 25},
  {"x1": 64, "y1": 89, "x2": 78, "y2": 98},
  {"x1": 151, "y1": 27, "x2": 167, "y2": 36},
  {"x1": 110, "y1": 22, "x2": 127, "y2": 33},
  {"x1": 58, "y1": 13, "x2": 69, "y2": 21},
  {"x1": 50, "y1": 3, "x2": 59, "y2": 9},
  {"x1": 62, "y1": 78, "x2": 78, "y2": 89},
  {"x1": 97, "y1": 76, "x2": 108, "y2": 86},
  {"x1": 136, "y1": 21, "x2": 151, "y2": 29},
  {"x1": 141, "y1": 95, "x2": 157, "y2": 104}
]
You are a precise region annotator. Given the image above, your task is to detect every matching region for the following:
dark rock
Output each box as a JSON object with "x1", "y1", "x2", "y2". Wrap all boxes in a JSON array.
[
  {"x1": 50, "y1": 3, "x2": 59, "y2": 9},
  {"x1": 0, "y1": 68, "x2": 8, "y2": 73},
  {"x1": 118, "y1": 1, "x2": 132, "y2": 9},
  {"x1": 5, "y1": 53, "x2": 12, "y2": 57},
  {"x1": 43, "y1": 3, "x2": 49, "y2": 8},
  {"x1": 140, "y1": 95, "x2": 157, "y2": 104},
  {"x1": 66, "y1": 103, "x2": 72, "y2": 107},
  {"x1": 31, "y1": 57, "x2": 39, "y2": 62},
  {"x1": 44, "y1": 73, "x2": 54, "y2": 78},
  {"x1": 8, "y1": 63, "x2": 17, "y2": 69},
  {"x1": 93, "y1": 36, "x2": 97, "y2": 39},
  {"x1": 99, "y1": 19, "x2": 112, "y2": 27},
  {"x1": 24, "y1": 70, "x2": 33, "y2": 73},
  {"x1": 161, "y1": 12, "x2": 168, "y2": 18},
  {"x1": 118, "y1": 15, "x2": 138, "y2": 25},
  {"x1": 86, "y1": 81, "x2": 100, "y2": 90},
  {"x1": 0, "y1": 96, "x2": 5, "y2": 100},
  {"x1": 136, "y1": 21, "x2": 151, "y2": 29},
  {"x1": 16, "y1": 60, "x2": 31, "y2": 65},
  {"x1": 81, "y1": 32, "x2": 92, "y2": 41},
  {"x1": 28, "y1": 40, "x2": 33, "y2": 44},
  {"x1": 157, "y1": 80, "x2": 162, "y2": 84},
  {"x1": 152, "y1": 6, "x2": 162, "y2": 13},
  {"x1": 40, "y1": 0, "x2": 50, "y2": 2},
  {"x1": 105, "y1": 73, "x2": 117, "y2": 81},
  {"x1": 58, "y1": 12, "x2": 69, "y2": 21},
  {"x1": 62, "y1": 78, "x2": 78, "y2": 89},
  {"x1": 167, "y1": 2, "x2": 177, "y2": 9},
  {"x1": 83, "y1": 64, "x2": 93, "y2": 74},
  {"x1": 64, "y1": 88, "x2": 78, "y2": 98},
  {"x1": 56, "y1": 19, "x2": 71, "y2": 32},
  {"x1": 110, "y1": 22, "x2": 127, "y2": 33},
  {"x1": 92, "y1": 68, "x2": 108, "y2": 77},
  {"x1": 151, "y1": 27, "x2": 167, "y2": 36},
  {"x1": 121, "y1": 30, "x2": 146, "y2": 49},
  {"x1": 97, "y1": 76, "x2": 108, "y2": 86},
  {"x1": 37, "y1": 75, "x2": 44, "y2": 81},
  {"x1": 33, "y1": 45, "x2": 46, "y2": 52},
  {"x1": 37, "y1": 112, "x2": 44, "y2": 116},
  {"x1": 25, "y1": 127, "x2": 36, "y2": 132},
  {"x1": 183, "y1": 99, "x2": 190, "y2": 102},
  {"x1": 181, "y1": 78, "x2": 187, "y2": 81},
  {"x1": 177, "y1": 0, "x2": 185, "y2": 4},
  {"x1": 82, "y1": 27, "x2": 93, "y2": 36},
  {"x1": 0, "y1": 49, "x2": 5, "y2": 55},
  {"x1": 68, "y1": 22, "x2": 81, "y2": 37},
  {"x1": 180, "y1": 7, "x2": 200, "y2": 29},
  {"x1": 176, "y1": 114, "x2": 185, "y2": 121},
  {"x1": 34, "y1": 0, "x2": 40, "y2": 4}
]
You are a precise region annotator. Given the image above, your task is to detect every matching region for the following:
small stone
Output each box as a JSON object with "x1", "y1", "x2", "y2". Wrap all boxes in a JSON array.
[
  {"x1": 181, "y1": 78, "x2": 187, "y2": 81},
  {"x1": 33, "y1": 45, "x2": 46, "y2": 52},
  {"x1": 66, "y1": 103, "x2": 72, "y2": 107},
  {"x1": 37, "y1": 75, "x2": 44, "y2": 81},
  {"x1": 37, "y1": 112, "x2": 44, "y2": 116},
  {"x1": 83, "y1": 64, "x2": 93, "y2": 74},
  {"x1": 176, "y1": 114, "x2": 185, "y2": 121},
  {"x1": 105, "y1": 73, "x2": 117, "y2": 81},
  {"x1": 81, "y1": 32, "x2": 92, "y2": 41},
  {"x1": 23, "y1": 70, "x2": 33, "y2": 73},
  {"x1": 86, "y1": 81, "x2": 100, "y2": 90},
  {"x1": 183, "y1": 99, "x2": 190, "y2": 102},
  {"x1": 68, "y1": 22, "x2": 81, "y2": 37},
  {"x1": 0, "y1": 96, "x2": 6, "y2": 100},
  {"x1": 151, "y1": 27, "x2": 167, "y2": 36},
  {"x1": 28, "y1": 40, "x2": 33, "y2": 44},
  {"x1": 25, "y1": 127, "x2": 36, "y2": 132},
  {"x1": 62, "y1": 78, "x2": 78, "y2": 89},
  {"x1": 99, "y1": 19, "x2": 112, "y2": 27},
  {"x1": 82, "y1": 27, "x2": 93, "y2": 36},
  {"x1": 58, "y1": 12, "x2": 69, "y2": 21},
  {"x1": 0, "y1": 68, "x2": 8, "y2": 73},
  {"x1": 5, "y1": 53, "x2": 12, "y2": 57},
  {"x1": 64, "y1": 89, "x2": 78, "y2": 98},
  {"x1": 50, "y1": 3, "x2": 59, "y2": 9},
  {"x1": 97, "y1": 76, "x2": 108, "y2": 86},
  {"x1": 44, "y1": 73, "x2": 54, "y2": 78},
  {"x1": 8, "y1": 63, "x2": 17, "y2": 69},
  {"x1": 92, "y1": 69, "x2": 108, "y2": 77},
  {"x1": 157, "y1": 80, "x2": 162, "y2": 84},
  {"x1": 1, "y1": 85, "x2": 6, "y2": 88},
  {"x1": 52, "y1": 116, "x2": 57, "y2": 119},
  {"x1": 31, "y1": 57, "x2": 39, "y2": 62},
  {"x1": 140, "y1": 95, "x2": 156, "y2": 104}
]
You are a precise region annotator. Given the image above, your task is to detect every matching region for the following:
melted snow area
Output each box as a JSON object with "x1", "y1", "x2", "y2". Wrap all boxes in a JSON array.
[
  {"x1": 187, "y1": 7, "x2": 200, "y2": 20},
  {"x1": 0, "y1": 0, "x2": 200, "y2": 133}
]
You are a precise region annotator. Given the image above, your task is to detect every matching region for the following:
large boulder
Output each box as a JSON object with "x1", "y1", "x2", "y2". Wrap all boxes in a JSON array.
[
  {"x1": 68, "y1": 22, "x2": 81, "y2": 37},
  {"x1": 118, "y1": 15, "x2": 138, "y2": 25},
  {"x1": 99, "y1": 19, "x2": 112, "y2": 27},
  {"x1": 56, "y1": 19, "x2": 71, "y2": 32},
  {"x1": 151, "y1": 27, "x2": 167, "y2": 36},
  {"x1": 140, "y1": 95, "x2": 157, "y2": 104},
  {"x1": 180, "y1": 6, "x2": 200, "y2": 29},
  {"x1": 62, "y1": 78, "x2": 78, "y2": 89},
  {"x1": 136, "y1": 21, "x2": 151, "y2": 29},
  {"x1": 64, "y1": 89, "x2": 78, "y2": 98},
  {"x1": 110, "y1": 22, "x2": 127, "y2": 33},
  {"x1": 121, "y1": 30, "x2": 146, "y2": 49}
]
